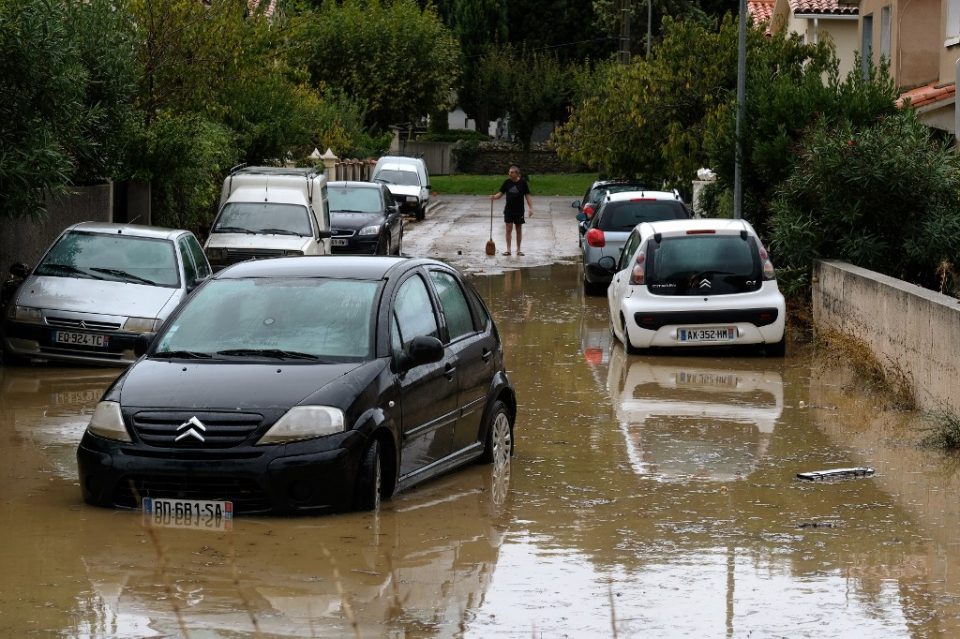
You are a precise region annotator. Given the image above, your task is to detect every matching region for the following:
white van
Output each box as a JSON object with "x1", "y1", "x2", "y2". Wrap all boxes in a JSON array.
[
  {"x1": 204, "y1": 167, "x2": 332, "y2": 271},
  {"x1": 371, "y1": 156, "x2": 431, "y2": 221}
]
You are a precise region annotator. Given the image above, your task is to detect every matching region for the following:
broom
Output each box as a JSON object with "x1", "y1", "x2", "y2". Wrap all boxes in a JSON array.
[{"x1": 485, "y1": 198, "x2": 496, "y2": 256}]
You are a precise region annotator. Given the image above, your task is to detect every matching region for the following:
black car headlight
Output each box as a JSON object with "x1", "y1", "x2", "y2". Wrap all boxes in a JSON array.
[
  {"x1": 87, "y1": 401, "x2": 132, "y2": 442},
  {"x1": 256, "y1": 406, "x2": 345, "y2": 445}
]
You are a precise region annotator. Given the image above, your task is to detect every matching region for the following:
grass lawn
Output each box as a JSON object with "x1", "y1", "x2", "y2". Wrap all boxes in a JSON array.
[{"x1": 431, "y1": 173, "x2": 598, "y2": 197}]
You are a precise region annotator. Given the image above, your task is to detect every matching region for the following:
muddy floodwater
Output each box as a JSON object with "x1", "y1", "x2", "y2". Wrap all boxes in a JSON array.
[{"x1": 3, "y1": 263, "x2": 960, "y2": 638}]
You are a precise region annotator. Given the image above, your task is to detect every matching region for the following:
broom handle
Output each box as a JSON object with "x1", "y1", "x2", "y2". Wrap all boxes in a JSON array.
[{"x1": 489, "y1": 199, "x2": 494, "y2": 239}]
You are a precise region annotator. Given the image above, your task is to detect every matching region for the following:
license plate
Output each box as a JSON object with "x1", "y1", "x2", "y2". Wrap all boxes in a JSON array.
[
  {"x1": 332, "y1": 238, "x2": 349, "y2": 246},
  {"x1": 142, "y1": 497, "x2": 233, "y2": 531},
  {"x1": 54, "y1": 330, "x2": 108, "y2": 348},
  {"x1": 678, "y1": 326, "x2": 737, "y2": 342},
  {"x1": 54, "y1": 389, "x2": 101, "y2": 405},
  {"x1": 676, "y1": 371, "x2": 738, "y2": 387}
]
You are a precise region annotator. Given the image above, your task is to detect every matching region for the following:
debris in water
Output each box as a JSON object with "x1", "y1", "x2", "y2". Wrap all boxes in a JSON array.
[
  {"x1": 796, "y1": 520, "x2": 837, "y2": 529},
  {"x1": 796, "y1": 467, "x2": 875, "y2": 481}
]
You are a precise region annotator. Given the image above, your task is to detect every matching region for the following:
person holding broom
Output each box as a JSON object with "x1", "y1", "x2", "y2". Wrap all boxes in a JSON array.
[{"x1": 490, "y1": 165, "x2": 533, "y2": 256}]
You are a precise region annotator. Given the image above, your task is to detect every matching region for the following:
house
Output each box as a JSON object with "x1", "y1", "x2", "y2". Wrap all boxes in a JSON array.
[{"x1": 762, "y1": 1, "x2": 860, "y2": 78}]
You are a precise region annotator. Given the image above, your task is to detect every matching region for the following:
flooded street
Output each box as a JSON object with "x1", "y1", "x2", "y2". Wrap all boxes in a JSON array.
[{"x1": 2, "y1": 242, "x2": 960, "y2": 635}]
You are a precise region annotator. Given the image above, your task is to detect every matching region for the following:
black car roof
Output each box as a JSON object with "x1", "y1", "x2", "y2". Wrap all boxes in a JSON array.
[{"x1": 216, "y1": 256, "x2": 438, "y2": 280}]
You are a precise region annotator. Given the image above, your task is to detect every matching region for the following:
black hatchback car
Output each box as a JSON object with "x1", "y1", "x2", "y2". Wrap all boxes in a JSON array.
[
  {"x1": 77, "y1": 256, "x2": 516, "y2": 515},
  {"x1": 328, "y1": 181, "x2": 404, "y2": 255}
]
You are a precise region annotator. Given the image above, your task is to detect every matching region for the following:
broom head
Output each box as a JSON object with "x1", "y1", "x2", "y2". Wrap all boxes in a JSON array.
[{"x1": 485, "y1": 238, "x2": 496, "y2": 256}]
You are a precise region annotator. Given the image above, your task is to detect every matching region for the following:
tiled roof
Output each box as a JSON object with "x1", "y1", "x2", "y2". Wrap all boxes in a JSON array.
[
  {"x1": 248, "y1": 0, "x2": 276, "y2": 17},
  {"x1": 748, "y1": 0, "x2": 775, "y2": 25},
  {"x1": 896, "y1": 82, "x2": 957, "y2": 110},
  {"x1": 788, "y1": 0, "x2": 858, "y2": 15}
]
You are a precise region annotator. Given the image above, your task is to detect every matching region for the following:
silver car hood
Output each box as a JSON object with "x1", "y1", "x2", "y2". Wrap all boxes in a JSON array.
[
  {"x1": 206, "y1": 233, "x2": 312, "y2": 251},
  {"x1": 16, "y1": 275, "x2": 179, "y2": 319}
]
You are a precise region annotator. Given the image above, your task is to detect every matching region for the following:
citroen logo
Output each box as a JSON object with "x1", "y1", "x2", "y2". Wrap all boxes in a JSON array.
[
  {"x1": 699, "y1": 278, "x2": 712, "y2": 289},
  {"x1": 176, "y1": 416, "x2": 207, "y2": 442}
]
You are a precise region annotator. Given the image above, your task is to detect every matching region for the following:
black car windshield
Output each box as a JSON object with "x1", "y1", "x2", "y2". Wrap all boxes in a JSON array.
[
  {"x1": 154, "y1": 278, "x2": 379, "y2": 361},
  {"x1": 646, "y1": 235, "x2": 761, "y2": 295},
  {"x1": 213, "y1": 202, "x2": 312, "y2": 236},
  {"x1": 376, "y1": 169, "x2": 421, "y2": 187},
  {"x1": 598, "y1": 200, "x2": 689, "y2": 232},
  {"x1": 328, "y1": 187, "x2": 383, "y2": 213},
  {"x1": 34, "y1": 231, "x2": 179, "y2": 287}
]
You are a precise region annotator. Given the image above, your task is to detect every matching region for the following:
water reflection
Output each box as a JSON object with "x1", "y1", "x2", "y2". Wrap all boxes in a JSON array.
[{"x1": 606, "y1": 346, "x2": 783, "y2": 482}]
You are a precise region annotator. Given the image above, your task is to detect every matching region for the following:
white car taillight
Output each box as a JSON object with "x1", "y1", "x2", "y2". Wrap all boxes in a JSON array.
[
  {"x1": 759, "y1": 246, "x2": 776, "y2": 280},
  {"x1": 629, "y1": 250, "x2": 646, "y2": 285}
]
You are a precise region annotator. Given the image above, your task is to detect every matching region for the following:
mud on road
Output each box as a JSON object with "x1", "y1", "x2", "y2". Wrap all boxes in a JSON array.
[{"x1": 0, "y1": 199, "x2": 958, "y2": 637}]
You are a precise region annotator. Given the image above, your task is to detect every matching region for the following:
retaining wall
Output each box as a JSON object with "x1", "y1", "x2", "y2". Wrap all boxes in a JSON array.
[{"x1": 812, "y1": 259, "x2": 960, "y2": 415}]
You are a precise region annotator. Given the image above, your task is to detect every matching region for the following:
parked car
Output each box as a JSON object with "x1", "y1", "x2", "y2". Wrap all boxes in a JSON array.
[
  {"x1": 77, "y1": 256, "x2": 516, "y2": 515},
  {"x1": 371, "y1": 156, "x2": 431, "y2": 221},
  {"x1": 604, "y1": 218, "x2": 786, "y2": 356},
  {"x1": 571, "y1": 178, "x2": 651, "y2": 222},
  {"x1": 2, "y1": 222, "x2": 211, "y2": 366},
  {"x1": 580, "y1": 190, "x2": 691, "y2": 295},
  {"x1": 328, "y1": 181, "x2": 403, "y2": 255},
  {"x1": 204, "y1": 166, "x2": 332, "y2": 271}
]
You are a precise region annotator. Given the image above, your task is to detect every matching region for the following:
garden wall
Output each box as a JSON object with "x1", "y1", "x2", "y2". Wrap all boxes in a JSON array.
[{"x1": 812, "y1": 259, "x2": 960, "y2": 415}]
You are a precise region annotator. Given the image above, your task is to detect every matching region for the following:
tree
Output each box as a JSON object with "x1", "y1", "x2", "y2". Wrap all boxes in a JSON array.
[
  {"x1": 451, "y1": 0, "x2": 507, "y2": 135},
  {"x1": 769, "y1": 110, "x2": 960, "y2": 297},
  {"x1": 0, "y1": 0, "x2": 139, "y2": 218},
  {"x1": 505, "y1": 48, "x2": 571, "y2": 151},
  {"x1": 300, "y1": 0, "x2": 461, "y2": 132}
]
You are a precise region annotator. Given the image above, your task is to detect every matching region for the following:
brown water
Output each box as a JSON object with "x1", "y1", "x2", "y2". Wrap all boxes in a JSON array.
[{"x1": 0, "y1": 263, "x2": 957, "y2": 638}]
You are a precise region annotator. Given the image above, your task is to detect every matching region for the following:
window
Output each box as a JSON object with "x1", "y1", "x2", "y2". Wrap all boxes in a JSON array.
[
  {"x1": 861, "y1": 14, "x2": 874, "y2": 80},
  {"x1": 214, "y1": 202, "x2": 313, "y2": 237},
  {"x1": 429, "y1": 270, "x2": 475, "y2": 341},
  {"x1": 35, "y1": 232, "x2": 180, "y2": 288},
  {"x1": 178, "y1": 237, "x2": 198, "y2": 284},
  {"x1": 949, "y1": 0, "x2": 960, "y2": 43},
  {"x1": 393, "y1": 275, "x2": 439, "y2": 348},
  {"x1": 185, "y1": 235, "x2": 211, "y2": 279},
  {"x1": 880, "y1": 7, "x2": 891, "y2": 61},
  {"x1": 619, "y1": 231, "x2": 642, "y2": 271}
]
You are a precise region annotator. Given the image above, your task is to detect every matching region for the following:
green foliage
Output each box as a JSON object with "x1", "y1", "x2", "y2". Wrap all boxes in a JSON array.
[
  {"x1": 143, "y1": 111, "x2": 237, "y2": 230},
  {"x1": 0, "y1": 0, "x2": 139, "y2": 218},
  {"x1": 769, "y1": 109, "x2": 960, "y2": 296},
  {"x1": 431, "y1": 173, "x2": 596, "y2": 196},
  {"x1": 301, "y1": 0, "x2": 461, "y2": 132},
  {"x1": 458, "y1": 43, "x2": 513, "y2": 136},
  {"x1": 507, "y1": 48, "x2": 572, "y2": 151}
]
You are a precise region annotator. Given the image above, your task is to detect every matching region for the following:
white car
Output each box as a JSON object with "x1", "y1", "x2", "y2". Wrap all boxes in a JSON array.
[
  {"x1": 371, "y1": 156, "x2": 431, "y2": 221},
  {"x1": 605, "y1": 218, "x2": 786, "y2": 355}
]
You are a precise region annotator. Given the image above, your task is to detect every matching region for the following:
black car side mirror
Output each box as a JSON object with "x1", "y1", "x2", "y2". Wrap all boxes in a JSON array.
[
  {"x1": 134, "y1": 332, "x2": 157, "y2": 357},
  {"x1": 396, "y1": 335, "x2": 444, "y2": 373},
  {"x1": 572, "y1": 200, "x2": 581, "y2": 209},
  {"x1": 575, "y1": 213, "x2": 587, "y2": 222}
]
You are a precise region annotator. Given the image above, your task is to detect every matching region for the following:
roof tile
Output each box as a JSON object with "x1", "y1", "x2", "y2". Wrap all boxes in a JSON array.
[{"x1": 788, "y1": 0, "x2": 858, "y2": 15}]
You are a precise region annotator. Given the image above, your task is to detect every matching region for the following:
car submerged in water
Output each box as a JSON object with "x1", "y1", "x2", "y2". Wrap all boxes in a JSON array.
[{"x1": 77, "y1": 256, "x2": 516, "y2": 515}]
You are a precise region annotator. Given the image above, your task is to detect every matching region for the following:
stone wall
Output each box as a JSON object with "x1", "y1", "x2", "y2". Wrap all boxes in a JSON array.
[
  {"x1": 812, "y1": 259, "x2": 960, "y2": 415},
  {"x1": 459, "y1": 149, "x2": 587, "y2": 175}
]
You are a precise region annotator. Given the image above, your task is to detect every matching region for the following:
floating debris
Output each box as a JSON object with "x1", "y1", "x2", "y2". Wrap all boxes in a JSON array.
[
  {"x1": 796, "y1": 467, "x2": 875, "y2": 481},
  {"x1": 796, "y1": 520, "x2": 838, "y2": 529}
]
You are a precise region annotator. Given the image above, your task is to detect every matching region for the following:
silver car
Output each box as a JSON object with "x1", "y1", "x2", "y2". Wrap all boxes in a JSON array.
[
  {"x1": 579, "y1": 190, "x2": 691, "y2": 295},
  {"x1": 2, "y1": 222, "x2": 211, "y2": 366}
]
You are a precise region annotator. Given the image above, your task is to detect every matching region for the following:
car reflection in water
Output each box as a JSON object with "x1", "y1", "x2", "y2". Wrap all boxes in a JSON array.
[
  {"x1": 74, "y1": 458, "x2": 513, "y2": 638},
  {"x1": 0, "y1": 366, "x2": 117, "y2": 481},
  {"x1": 606, "y1": 345, "x2": 784, "y2": 482}
]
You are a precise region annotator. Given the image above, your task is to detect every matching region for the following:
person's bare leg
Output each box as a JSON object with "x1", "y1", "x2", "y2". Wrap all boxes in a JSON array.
[
  {"x1": 504, "y1": 223, "x2": 513, "y2": 254},
  {"x1": 516, "y1": 225, "x2": 523, "y2": 255}
]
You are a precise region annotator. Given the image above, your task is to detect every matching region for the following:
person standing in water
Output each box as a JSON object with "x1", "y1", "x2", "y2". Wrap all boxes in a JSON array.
[{"x1": 490, "y1": 165, "x2": 533, "y2": 256}]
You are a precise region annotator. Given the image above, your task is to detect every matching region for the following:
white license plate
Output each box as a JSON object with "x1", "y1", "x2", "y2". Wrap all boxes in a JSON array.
[
  {"x1": 676, "y1": 372, "x2": 738, "y2": 387},
  {"x1": 142, "y1": 497, "x2": 233, "y2": 531},
  {"x1": 331, "y1": 238, "x2": 349, "y2": 246},
  {"x1": 54, "y1": 389, "x2": 101, "y2": 405},
  {"x1": 54, "y1": 330, "x2": 108, "y2": 348},
  {"x1": 678, "y1": 326, "x2": 737, "y2": 342}
]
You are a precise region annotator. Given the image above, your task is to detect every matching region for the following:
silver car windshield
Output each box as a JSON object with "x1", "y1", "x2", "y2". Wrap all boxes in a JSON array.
[
  {"x1": 213, "y1": 202, "x2": 312, "y2": 236},
  {"x1": 34, "y1": 231, "x2": 179, "y2": 287},
  {"x1": 154, "y1": 278, "x2": 378, "y2": 361}
]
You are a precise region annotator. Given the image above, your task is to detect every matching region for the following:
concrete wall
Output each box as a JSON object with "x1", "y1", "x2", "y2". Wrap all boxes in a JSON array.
[
  {"x1": 812, "y1": 259, "x2": 960, "y2": 415},
  {"x1": 0, "y1": 184, "x2": 113, "y2": 276}
]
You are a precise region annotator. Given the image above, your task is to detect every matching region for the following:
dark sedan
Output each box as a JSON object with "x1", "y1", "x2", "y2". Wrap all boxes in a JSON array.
[
  {"x1": 329, "y1": 181, "x2": 403, "y2": 255},
  {"x1": 77, "y1": 256, "x2": 516, "y2": 515}
]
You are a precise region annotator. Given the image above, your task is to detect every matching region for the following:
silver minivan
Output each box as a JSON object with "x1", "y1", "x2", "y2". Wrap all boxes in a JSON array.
[{"x1": 2, "y1": 222, "x2": 211, "y2": 366}]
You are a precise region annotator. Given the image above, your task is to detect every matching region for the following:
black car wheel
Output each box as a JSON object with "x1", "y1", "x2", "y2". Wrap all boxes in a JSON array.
[
  {"x1": 764, "y1": 337, "x2": 786, "y2": 357},
  {"x1": 354, "y1": 439, "x2": 382, "y2": 511},
  {"x1": 583, "y1": 279, "x2": 605, "y2": 296},
  {"x1": 394, "y1": 230, "x2": 403, "y2": 255},
  {"x1": 479, "y1": 400, "x2": 512, "y2": 465},
  {"x1": 621, "y1": 313, "x2": 645, "y2": 355},
  {"x1": 377, "y1": 235, "x2": 390, "y2": 256},
  {"x1": 415, "y1": 205, "x2": 425, "y2": 222}
]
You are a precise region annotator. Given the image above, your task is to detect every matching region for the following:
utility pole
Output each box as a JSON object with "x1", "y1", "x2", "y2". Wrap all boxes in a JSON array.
[
  {"x1": 734, "y1": 0, "x2": 746, "y2": 219},
  {"x1": 647, "y1": 0, "x2": 652, "y2": 58},
  {"x1": 618, "y1": 0, "x2": 631, "y2": 65}
]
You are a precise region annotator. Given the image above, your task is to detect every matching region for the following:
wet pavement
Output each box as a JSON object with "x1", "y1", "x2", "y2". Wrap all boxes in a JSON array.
[{"x1": 1, "y1": 199, "x2": 959, "y2": 637}]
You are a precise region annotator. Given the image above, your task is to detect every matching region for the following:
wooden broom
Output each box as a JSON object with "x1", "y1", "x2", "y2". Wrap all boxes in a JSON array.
[{"x1": 485, "y1": 198, "x2": 496, "y2": 256}]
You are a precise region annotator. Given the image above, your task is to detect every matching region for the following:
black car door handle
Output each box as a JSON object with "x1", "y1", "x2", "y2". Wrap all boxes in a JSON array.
[
  {"x1": 444, "y1": 363, "x2": 456, "y2": 380},
  {"x1": 481, "y1": 349, "x2": 492, "y2": 362}
]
